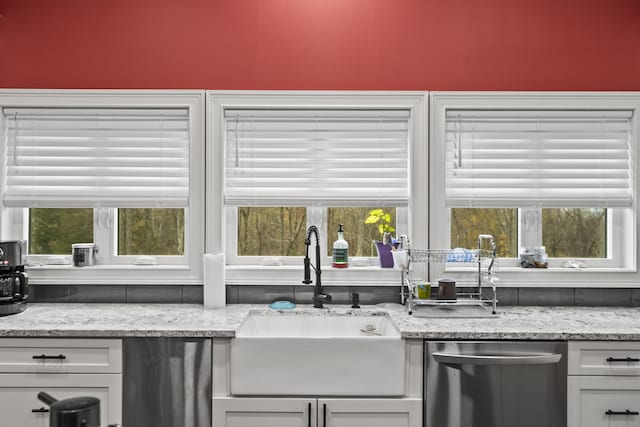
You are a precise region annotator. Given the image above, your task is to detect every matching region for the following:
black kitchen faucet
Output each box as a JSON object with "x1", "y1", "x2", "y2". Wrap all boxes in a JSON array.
[{"x1": 303, "y1": 225, "x2": 332, "y2": 308}]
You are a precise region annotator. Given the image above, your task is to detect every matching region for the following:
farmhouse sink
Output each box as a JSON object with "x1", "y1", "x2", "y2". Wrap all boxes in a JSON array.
[{"x1": 229, "y1": 314, "x2": 406, "y2": 396}]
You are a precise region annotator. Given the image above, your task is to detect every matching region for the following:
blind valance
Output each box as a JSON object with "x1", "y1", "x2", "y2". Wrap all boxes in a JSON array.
[
  {"x1": 445, "y1": 109, "x2": 634, "y2": 208},
  {"x1": 2, "y1": 107, "x2": 190, "y2": 208},
  {"x1": 224, "y1": 109, "x2": 410, "y2": 206}
]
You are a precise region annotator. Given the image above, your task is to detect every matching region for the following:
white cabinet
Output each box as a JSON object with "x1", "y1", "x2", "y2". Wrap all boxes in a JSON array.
[
  {"x1": 0, "y1": 338, "x2": 121, "y2": 373},
  {"x1": 568, "y1": 341, "x2": 640, "y2": 427},
  {"x1": 0, "y1": 373, "x2": 120, "y2": 427},
  {"x1": 212, "y1": 397, "x2": 421, "y2": 427},
  {"x1": 568, "y1": 376, "x2": 640, "y2": 427},
  {"x1": 213, "y1": 397, "x2": 315, "y2": 427},
  {"x1": 0, "y1": 338, "x2": 122, "y2": 427},
  {"x1": 321, "y1": 398, "x2": 421, "y2": 427}
]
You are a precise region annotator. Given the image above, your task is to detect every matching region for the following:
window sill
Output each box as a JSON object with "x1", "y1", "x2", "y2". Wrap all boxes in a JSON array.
[
  {"x1": 225, "y1": 265, "x2": 402, "y2": 287},
  {"x1": 440, "y1": 264, "x2": 639, "y2": 288},
  {"x1": 26, "y1": 264, "x2": 202, "y2": 285}
]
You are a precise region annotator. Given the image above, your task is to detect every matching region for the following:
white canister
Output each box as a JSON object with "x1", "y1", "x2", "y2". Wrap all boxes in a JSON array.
[{"x1": 72, "y1": 243, "x2": 98, "y2": 267}]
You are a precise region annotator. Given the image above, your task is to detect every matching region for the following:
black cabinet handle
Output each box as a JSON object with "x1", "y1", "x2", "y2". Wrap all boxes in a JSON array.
[
  {"x1": 308, "y1": 402, "x2": 312, "y2": 427},
  {"x1": 32, "y1": 354, "x2": 66, "y2": 360},
  {"x1": 606, "y1": 409, "x2": 639, "y2": 416},
  {"x1": 31, "y1": 407, "x2": 49, "y2": 413},
  {"x1": 606, "y1": 357, "x2": 640, "y2": 362},
  {"x1": 323, "y1": 403, "x2": 327, "y2": 427}
]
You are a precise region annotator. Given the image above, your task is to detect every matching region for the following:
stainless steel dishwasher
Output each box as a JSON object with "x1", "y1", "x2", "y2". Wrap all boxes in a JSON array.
[
  {"x1": 123, "y1": 338, "x2": 212, "y2": 427},
  {"x1": 425, "y1": 341, "x2": 567, "y2": 427}
]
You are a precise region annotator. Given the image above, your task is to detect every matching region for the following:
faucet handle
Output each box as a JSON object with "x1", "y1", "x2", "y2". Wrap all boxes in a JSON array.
[{"x1": 302, "y1": 257, "x2": 312, "y2": 284}]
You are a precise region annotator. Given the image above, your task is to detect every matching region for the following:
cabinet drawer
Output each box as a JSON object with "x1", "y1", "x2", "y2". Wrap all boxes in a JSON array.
[
  {"x1": 0, "y1": 373, "x2": 122, "y2": 427},
  {"x1": 568, "y1": 341, "x2": 640, "y2": 375},
  {"x1": 0, "y1": 338, "x2": 122, "y2": 373},
  {"x1": 568, "y1": 376, "x2": 640, "y2": 427}
]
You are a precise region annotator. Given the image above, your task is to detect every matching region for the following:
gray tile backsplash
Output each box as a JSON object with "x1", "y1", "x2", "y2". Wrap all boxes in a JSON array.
[
  {"x1": 181, "y1": 286, "x2": 204, "y2": 304},
  {"x1": 27, "y1": 284, "x2": 640, "y2": 307},
  {"x1": 493, "y1": 288, "x2": 519, "y2": 306},
  {"x1": 518, "y1": 288, "x2": 575, "y2": 306},
  {"x1": 237, "y1": 285, "x2": 295, "y2": 304},
  {"x1": 349, "y1": 286, "x2": 402, "y2": 305},
  {"x1": 69, "y1": 285, "x2": 126, "y2": 303},
  {"x1": 631, "y1": 289, "x2": 640, "y2": 306},
  {"x1": 31, "y1": 285, "x2": 71, "y2": 303},
  {"x1": 126, "y1": 285, "x2": 183, "y2": 303},
  {"x1": 575, "y1": 288, "x2": 632, "y2": 307}
]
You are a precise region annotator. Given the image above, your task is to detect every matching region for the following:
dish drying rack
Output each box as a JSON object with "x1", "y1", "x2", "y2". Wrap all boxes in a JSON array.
[{"x1": 400, "y1": 234, "x2": 499, "y2": 315}]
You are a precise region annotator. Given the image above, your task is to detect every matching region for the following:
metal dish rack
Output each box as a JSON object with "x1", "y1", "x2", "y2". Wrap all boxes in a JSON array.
[{"x1": 401, "y1": 234, "x2": 499, "y2": 315}]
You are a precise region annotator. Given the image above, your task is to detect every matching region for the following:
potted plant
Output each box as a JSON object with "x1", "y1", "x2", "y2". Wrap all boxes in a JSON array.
[{"x1": 364, "y1": 209, "x2": 396, "y2": 268}]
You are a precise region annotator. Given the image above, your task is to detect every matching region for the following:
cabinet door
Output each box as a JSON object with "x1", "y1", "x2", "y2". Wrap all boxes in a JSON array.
[
  {"x1": 0, "y1": 373, "x2": 122, "y2": 427},
  {"x1": 0, "y1": 338, "x2": 122, "y2": 373},
  {"x1": 213, "y1": 397, "x2": 316, "y2": 427},
  {"x1": 568, "y1": 376, "x2": 640, "y2": 427},
  {"x1": 568, "y1": 341, "x2": 640, "y2": 376},
  {"x1": 319, "y1": 398, "x2": 422, "y2": 427}
]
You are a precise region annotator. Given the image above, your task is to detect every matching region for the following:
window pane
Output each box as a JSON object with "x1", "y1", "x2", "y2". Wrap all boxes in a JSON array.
[
  {"x1": 29, "y1": 208, "x2": 93, "y2": 255},
  {"x1": 327, "y1": 208, "x2": 397, "y2": 257},
  {"x1": 451, "y1": 208, "x2": 518, "y2": 258},
  {"x1": 118, "y1": 209, "x2": 184, "y2": 256},
  {"x1": 542, "y1": 208, "x2": 606, "y2": 258},
  {"x1": 237, "y1": 207, "x2": 307, "y2": 256}
]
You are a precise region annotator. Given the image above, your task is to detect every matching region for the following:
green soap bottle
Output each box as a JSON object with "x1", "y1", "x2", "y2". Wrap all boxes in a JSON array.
[{"x1": 332, "y1": 224, "x2": 349, "y2": 268}]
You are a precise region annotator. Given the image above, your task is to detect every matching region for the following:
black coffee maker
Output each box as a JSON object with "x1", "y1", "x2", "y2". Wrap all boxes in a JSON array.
[{"x1": 0, "y1": 240, "x2": 29, "y2": 316}]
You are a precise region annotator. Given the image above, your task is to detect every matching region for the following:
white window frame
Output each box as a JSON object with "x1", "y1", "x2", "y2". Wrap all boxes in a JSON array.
[
  {"x1": 206, "y1": 91, "x2": 428, "y2": 287},
  {"x1": 430, "y1": 91, "x2": 640, "y2": 288},
  {"x1": 0, "y1": 90, "x2": 205, "y2": 285}
]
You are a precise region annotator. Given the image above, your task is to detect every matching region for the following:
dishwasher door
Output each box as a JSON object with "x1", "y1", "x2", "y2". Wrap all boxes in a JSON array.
[
  {"x1": 425, "y1": 341, "x2": 567, "y2": 427},
  {"x1": 123, "y1": 338, "x2": 212, "y2": 427}
]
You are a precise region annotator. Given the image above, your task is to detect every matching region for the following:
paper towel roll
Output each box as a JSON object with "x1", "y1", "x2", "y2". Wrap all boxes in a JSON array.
[{"x1": 203, "y1": 253, "x2": 225, "y2": 308}]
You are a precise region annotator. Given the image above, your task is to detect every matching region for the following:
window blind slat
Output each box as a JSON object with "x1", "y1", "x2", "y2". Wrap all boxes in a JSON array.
[
  {"x1": 2, "y1": 107, "x2": 191, "y2": 208},
  {"x1": 445, "y1": 109, "x2": 634, "y2": 208},
  {"x1": 224, "y1": 109, "x2": 410, "y2": 207}
]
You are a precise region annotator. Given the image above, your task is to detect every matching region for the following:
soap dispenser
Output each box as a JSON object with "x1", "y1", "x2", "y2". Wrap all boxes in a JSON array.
[{"x1": 332, "y1": 224, "x2": 349, "y2": 268}]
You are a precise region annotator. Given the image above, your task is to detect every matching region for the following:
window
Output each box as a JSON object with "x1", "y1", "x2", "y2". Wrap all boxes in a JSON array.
[
  {"x1": 29, "y1": 208, "x2": 93, "y2": 254},
  {"x1": 451, "y1": 208, "x2": 518, "y2": 258},
  {"x1": 431, "y1": 92, "x2": 640, "y2": 286},
  {"x1": 207, "y1": 92, "x2": 427, "y2": 286},
  {"x1": 327, "y1": 207, "x2": 398, "y2": 257},
  {"x1": 236, "y1": 207, "x2": 307, "y2": 257},
  {"x1": 0, "y1": 90, "x2": 205, "y2": 284},
  {"x1": 223, "y1": 107, "x2": 409, "y2": 265}
]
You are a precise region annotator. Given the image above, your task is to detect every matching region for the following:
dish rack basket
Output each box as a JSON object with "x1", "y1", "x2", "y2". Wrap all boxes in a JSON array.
[{"x1": 401, "y1": 234, "x2": 499, "y2": 315}]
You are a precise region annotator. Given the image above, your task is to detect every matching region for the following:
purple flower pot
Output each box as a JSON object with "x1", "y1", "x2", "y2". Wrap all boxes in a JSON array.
[{"x1": 374, "y1": 241, "x2": 394, "y2": 268}]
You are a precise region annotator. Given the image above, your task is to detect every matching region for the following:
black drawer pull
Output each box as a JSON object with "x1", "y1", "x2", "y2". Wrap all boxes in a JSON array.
[
  {"x1": 32, "y1": 354, "x2": 66, "y2": 360},
  {"x1": 31, "y1": 407, "x2": 49, "y2": 413},
  {"x1": 606, "y1": 409, "x2": 639, "y2": 416},
  {"x1": 606, "y1": 357, "x2": 640, "y2": 362},
  {"x1": 323, "y1": 403, "x2": 327, "y2": 427}
]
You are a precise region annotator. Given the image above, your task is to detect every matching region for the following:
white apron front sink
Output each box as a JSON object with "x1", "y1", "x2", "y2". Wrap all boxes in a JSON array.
[{"x1": 229, "y1": 313, "x2": 406, "y2": 396}]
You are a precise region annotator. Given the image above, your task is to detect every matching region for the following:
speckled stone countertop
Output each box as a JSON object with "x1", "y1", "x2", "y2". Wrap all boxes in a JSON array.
[{"x1": 1, "y1": 303, "x2": 639, "y2": 340}]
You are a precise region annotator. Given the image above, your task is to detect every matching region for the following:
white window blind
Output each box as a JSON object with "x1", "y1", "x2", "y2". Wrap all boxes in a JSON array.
[
  {"x1": 445, "y1": 109, "x2": 634, "y2": 208},
  {"x1": 2, "y1": 107, "x2": 190, "y2": 208},
  {"x1": 224, "y1": 109, "x2": 410, "y2": 206}
]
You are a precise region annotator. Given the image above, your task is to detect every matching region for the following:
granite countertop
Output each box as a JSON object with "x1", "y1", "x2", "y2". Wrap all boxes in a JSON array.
[{"x1": 1, "y1": 303, "x2": 640, "y2": 340}]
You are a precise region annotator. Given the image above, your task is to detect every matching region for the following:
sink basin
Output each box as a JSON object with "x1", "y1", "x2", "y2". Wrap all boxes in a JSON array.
[{"x1": 230, "y1": 314, "x2": 406, "y2": 396}]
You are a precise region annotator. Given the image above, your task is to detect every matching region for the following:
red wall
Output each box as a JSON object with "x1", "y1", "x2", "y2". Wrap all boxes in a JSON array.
[{"x1": 1, "y1": 0, "x2": 639, "y2": 90}]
